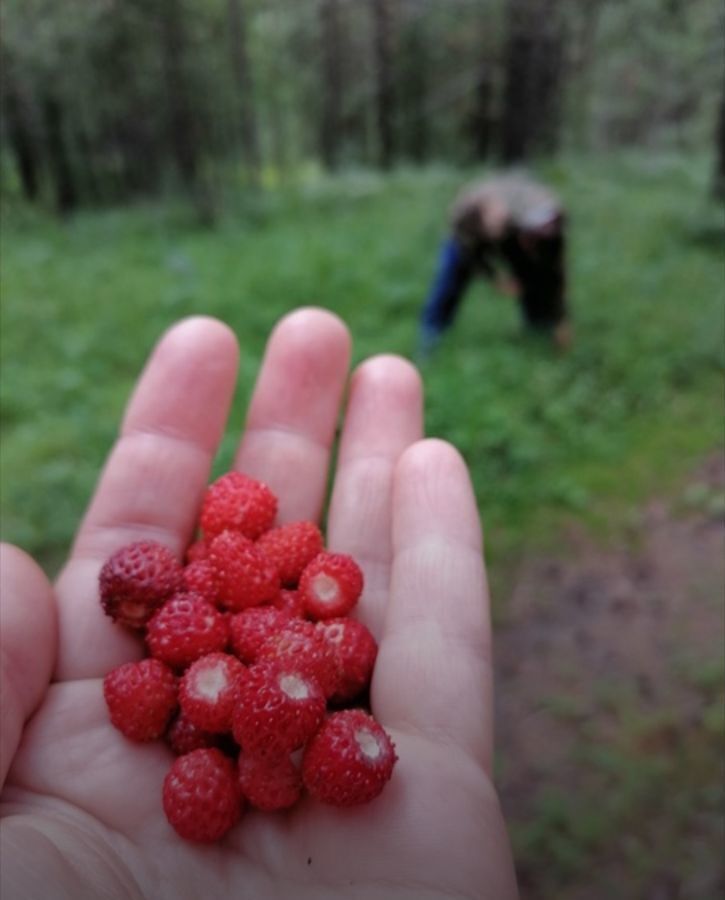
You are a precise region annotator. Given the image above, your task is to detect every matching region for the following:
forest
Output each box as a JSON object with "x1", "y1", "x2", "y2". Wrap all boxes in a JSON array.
[{"x1": 2, "y1": 0, "x2": 723, "y2": 215}]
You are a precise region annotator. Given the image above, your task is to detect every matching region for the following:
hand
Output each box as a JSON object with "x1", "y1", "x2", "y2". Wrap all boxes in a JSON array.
[
  {"x1": 0, "y1": 309, "x2": 518, "y2": 900},
  {"x1": 494, "y1": 274, "x2": 520, "y2": 298},
  {"x1": 552, "y1": 319, "x2": 573, "y2": 352}
]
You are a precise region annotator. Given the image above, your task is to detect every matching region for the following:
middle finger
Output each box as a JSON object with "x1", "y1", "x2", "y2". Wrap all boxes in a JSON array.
[{"x1": 233, "y1": 308, "x2": 351, "y2": 524}]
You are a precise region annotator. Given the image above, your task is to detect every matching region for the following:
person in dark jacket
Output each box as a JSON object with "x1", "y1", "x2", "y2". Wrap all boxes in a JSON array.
[{"x1": 419, "y1": 174, "x2": 572, "y2": 355}]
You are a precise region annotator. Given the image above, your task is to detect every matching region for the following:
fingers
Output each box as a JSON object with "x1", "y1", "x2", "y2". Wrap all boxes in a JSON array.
[
  {"x1": 53, "y1": 310, "x2": 350, "y2": 681},
  {"x1": 233, "y1": 308, "x2": 351, "y2": 523},
  {"x1": 0, "y1": 544, "x2": 57, "y2": 786},
  {"x1": 325, "y1": 355, "x2": 423, "y2": 638},
  {"x1": 54, "y1": 317, "x2": 240, "y2": 680},
  {"x1": 70, "y1": 316, "x2": 240, "y2": 561},
  {"x1": 373, "y1": 440, "x2": 494, "y2": 771}
]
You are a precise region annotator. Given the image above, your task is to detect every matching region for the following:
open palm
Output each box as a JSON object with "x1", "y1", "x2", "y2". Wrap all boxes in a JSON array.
[{"x1": 1, "y1": 309, "x2": 518, "y2": 900}]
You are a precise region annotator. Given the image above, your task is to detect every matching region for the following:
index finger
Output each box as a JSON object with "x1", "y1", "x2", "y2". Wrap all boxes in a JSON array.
[{"x1": 54, "y1": 316, "x2": 240, "y2": 680}]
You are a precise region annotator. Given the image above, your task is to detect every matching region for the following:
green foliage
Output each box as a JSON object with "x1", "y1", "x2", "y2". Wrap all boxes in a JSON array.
[
  {"x1": 1, "y1": 0, "x2": 722, "y2": 213},
  {"x1": 1, "y1": 154, "x2": 723, "y2": 578},
  {"x1": 585, "y1": 0, "x2": 723, "y2": 149}
]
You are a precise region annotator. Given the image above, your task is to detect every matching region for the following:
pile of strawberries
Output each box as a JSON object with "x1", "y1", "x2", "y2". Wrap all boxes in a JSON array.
[{"x1": 100, "y1": 471, "x2": 396, "y2": 843}]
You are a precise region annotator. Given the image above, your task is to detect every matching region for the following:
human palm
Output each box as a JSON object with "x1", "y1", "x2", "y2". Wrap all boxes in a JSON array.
[{"x1": 1, "y1": 309, "x2": 518, "y2": 900}]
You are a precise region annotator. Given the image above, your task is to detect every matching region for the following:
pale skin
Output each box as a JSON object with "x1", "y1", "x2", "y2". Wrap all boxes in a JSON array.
[{"x1": 0, "y1": 309, "x2": 519, "y2": 900}]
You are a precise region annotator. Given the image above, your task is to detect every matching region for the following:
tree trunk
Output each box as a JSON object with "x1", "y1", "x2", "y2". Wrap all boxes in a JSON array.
[
  {"x1": 714, "y1": 82, "x2": 725, "y2": 200},
  {"x1": 532, "y1": 15, "x2": 566, "y2": 155},
  {"x1": 500, "y1": 0, "x2": 566, "y2": 163},
  {"x1": 161, "y1": 0, "x2": 199, "y2": 185},
  {"x1": 566, "y1": 0, "x2": 605, "y2": 151},
  {"x1": 227, "y1": 0, "x2": 261, "y2": 180},
  {"x1": 371, "y1": 0, "x2": 396, "y2": 168},
  {"x1": 399, "y1": 14, "x2": 429, "y2": 163},
  {"x1": 102, "y1": 8, "x2": 163, "y2": 200},
  {"x1": 160, "y1": 0, "x2": 216, "y2": 221},
  {"x1": 42, "y1": 93, "x2": 78, "y2": 214},
  {"x1": 76, "y1": 125, "x2": 103, "y2": 205},
  {"x1": 1, "y1": 68, "x2": 42, "y2": 202},
  {"x1": 501, "y1": 0, "x2": 531, "y2": 162},
  {"x1": 319, "y1": 0, "x2": 343, "y2": 170},
  {"x1": 470, "y1": 62, "x2": 495, "y2": 161}
]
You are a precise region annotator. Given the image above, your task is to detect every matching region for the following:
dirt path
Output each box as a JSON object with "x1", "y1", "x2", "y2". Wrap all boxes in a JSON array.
[{"x1": 494, "y1": 454, "x2": 724, "y2": 900}]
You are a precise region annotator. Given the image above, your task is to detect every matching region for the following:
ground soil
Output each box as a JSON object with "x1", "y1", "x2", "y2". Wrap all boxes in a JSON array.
[{"x1": 494, "y1": 454, "x2": 724, "y2": 900}]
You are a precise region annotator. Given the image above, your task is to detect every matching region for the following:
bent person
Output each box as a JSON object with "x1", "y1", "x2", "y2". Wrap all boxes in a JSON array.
[{"x1": 419, "y1": 173, "x2": 572, "y2": 355}]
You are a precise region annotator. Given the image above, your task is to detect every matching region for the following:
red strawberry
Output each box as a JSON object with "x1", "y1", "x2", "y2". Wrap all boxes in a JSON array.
[
  {"x1": 179, "y1": 652, "x2": 247, "y2": 733},
  {"x1": 182, "y1": 559, "x2": 219, "y2": 606},
  {"x1": 209, "y1": 531, "x2": 280, "y2": 611},
  {"x1": 185, "y1": 539, "x2": 209, "y2": 563},
  {"x1": 166, "y1": 712, "x2": 220, "y2": 756},
  {"x1": 146, "y1": 592, "x2": 229, "y2": 670},
  {"x1": 238, "y1": 753, "x2": 302, "y2": 812},
  {"x1": 231, "y1": 662, "x2": 325, "y2": 760},
  {"x1": 302, "y1": 709, "x2": 397, "y2": 806},
  {"x1": 257, "y1": 618, "x2": 338, "y2": 697},
  {"x1": 229, "y1": 607, "x2": 291, "y2": 665},
  {"x1": 103, "y1": 658, "x2": 177, "y2": 742},
  {"x1": 272, "y1": 589, "x2": 305, "y2": 619},
  {"x1": 256, "y1": 521, "x2": 324, "y2": 586},
  {"x1": 99, "y1": 540, "x2": 184, "y2": 629},
  {"x1": 298, "y1": 552, "x2": 363, "y2": 621},
  {"x1": 162, "y1": 748, "x2": 241, "y2": 842},
  {"x1": 200, "y1": 472, "x2": 277, "y2": 540},
  {"x1": 317, "y1": 618, "x2": 378, "y2": 703}
]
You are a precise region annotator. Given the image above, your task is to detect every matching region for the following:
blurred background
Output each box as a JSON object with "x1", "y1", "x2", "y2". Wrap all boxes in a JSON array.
[{"x1": 1, "y1": 1, "x2": 723, "y2": 897}]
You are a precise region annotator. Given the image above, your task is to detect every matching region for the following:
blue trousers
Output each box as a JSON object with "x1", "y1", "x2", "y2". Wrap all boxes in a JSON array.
[{"x1": 419, "y1": 238, "x2": 474, "y2": 352}]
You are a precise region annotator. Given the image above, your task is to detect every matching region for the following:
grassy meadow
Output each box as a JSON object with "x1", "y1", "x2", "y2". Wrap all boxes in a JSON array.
[{"x1": 2, "y1": 153, "x2": 722, "y2": 579}]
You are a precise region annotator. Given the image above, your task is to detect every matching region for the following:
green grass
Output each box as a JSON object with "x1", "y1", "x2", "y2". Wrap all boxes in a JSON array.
[
  {"x1": 1, "y1": 154, "x2": 723, "y2": 578},
  {"x1": 1, "y1": 152, "x2": 723, "y2": 898}
]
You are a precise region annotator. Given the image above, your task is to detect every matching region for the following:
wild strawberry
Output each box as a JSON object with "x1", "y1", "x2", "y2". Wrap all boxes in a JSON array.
[
  {"x1": 272, "y1": 589, "x2": 305, "y2": 619},
  {"x1": 302, "y1": 709, "x2": 397, "y2": 806},
  {"x1": 185, "y1": 539, "x2": 209, "y2": 563},
  {"x1": 229, "y1": 607, "x2": 291, "y2": 665},
  {"x1": 298, "y1": 552, "x2": 363, "y2": 621},
  {"x1": 200, "y1": 472, "x2": 277, "y2": 540},
  {"x1": 256, "y1": 521, "x2": 324, "y2": 587},
  {"x1": 238, "y1": 753, "x2": 302, "y2": 812},
  {"x1": 182, "y1": 559, "x2": 219, "y2": 606},
  {"x1": 317, "y1": 618, "x2": 378, "y2": 703},
  {"x1": 209, "y1": 531, "x2": 280, "y2": 611},
  {"x1": 179, "y1": 652, "x2": 247, "y2": 733},
  {"x1": 162, "y1": 748, "x2": 241, "y2": 843},
  {"x1": 166, "y1": 712, "x2": 220, "y2": 756},
  {"x1": 146, "y1": 592, "x2": 228, "y2": 670},
  {"x1": 99, "y1": 540, "x2": 184, "y2": 630},
  {"x1": 231, "y1": 662, "x2": 325, "y2": 760},
  {"x1": 257, "y1": 619, "x2": 338, "y2": 697},
  {"x1": 103, "y1": 658, "x2": 177, "y2": 742}
]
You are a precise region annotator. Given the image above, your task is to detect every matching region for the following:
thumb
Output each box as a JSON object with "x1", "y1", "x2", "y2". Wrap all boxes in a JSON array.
[{"x1": 0, "y1": 543, "x2": 57, "y2": 786}]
